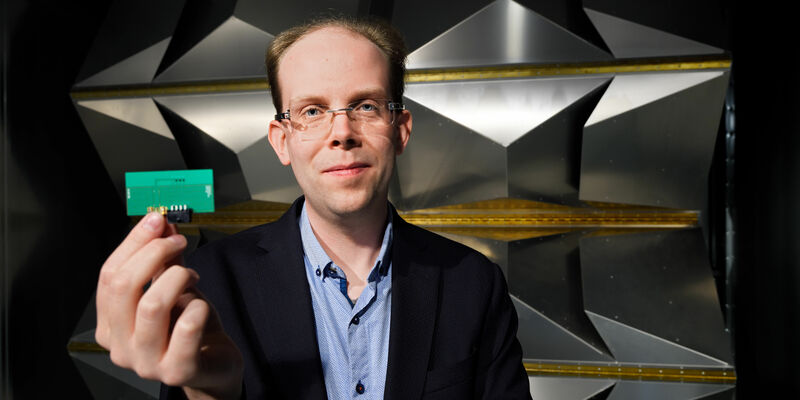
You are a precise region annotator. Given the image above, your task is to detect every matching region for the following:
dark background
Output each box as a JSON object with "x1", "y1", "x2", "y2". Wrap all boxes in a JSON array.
[{"x1": 1, "y1": 0, "x2": 796, "y2": 398}]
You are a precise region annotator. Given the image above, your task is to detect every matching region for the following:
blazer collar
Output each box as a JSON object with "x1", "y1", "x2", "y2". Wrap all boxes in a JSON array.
[{"x1": 385, "y1": 207, "x2": 441, "y2": 400}]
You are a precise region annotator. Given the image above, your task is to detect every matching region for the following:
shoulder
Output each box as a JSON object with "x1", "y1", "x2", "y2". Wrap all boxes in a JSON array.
[
  {"x1": 187, "y1": 223, "x2": 274, "y2": 265},
  {"x1": 394, "y1": 218, "x2": 504, "y2": 283}
]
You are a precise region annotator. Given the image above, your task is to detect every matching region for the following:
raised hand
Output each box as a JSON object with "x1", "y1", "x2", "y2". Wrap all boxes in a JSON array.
[{"x1": 95, "y1": 212, "x2": 243, "y2": 399}]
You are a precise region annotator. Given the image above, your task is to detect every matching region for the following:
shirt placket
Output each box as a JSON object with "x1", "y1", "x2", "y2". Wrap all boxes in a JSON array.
[{"x1": 349, "y1": 279, "x2": 377, "y2": 397}]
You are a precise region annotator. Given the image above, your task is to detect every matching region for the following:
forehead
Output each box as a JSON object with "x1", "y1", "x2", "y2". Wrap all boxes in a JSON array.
[{"x1": 277, "y1": 26, "x2": 391, "y2": 104}]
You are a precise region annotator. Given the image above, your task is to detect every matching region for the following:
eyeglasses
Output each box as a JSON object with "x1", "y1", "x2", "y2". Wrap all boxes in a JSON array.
[{"x1": 275, "y1": 99, "x2": 405, "y2": 141}]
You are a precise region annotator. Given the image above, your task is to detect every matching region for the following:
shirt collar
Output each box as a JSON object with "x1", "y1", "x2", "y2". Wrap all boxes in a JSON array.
[{"x1": 299, "y1": 202, "x2": 393, "y2": 281}]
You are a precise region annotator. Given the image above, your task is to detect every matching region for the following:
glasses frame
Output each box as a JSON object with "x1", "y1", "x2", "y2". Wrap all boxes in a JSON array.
[{"x1": 274, "y1": 99, "x2": 405, "y2": 139}]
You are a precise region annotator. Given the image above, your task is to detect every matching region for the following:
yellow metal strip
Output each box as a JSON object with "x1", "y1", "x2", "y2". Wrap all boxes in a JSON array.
[
  {"x1": 525, "y1": 362, "x2": 736, "y2": 384},
  {"x1": 70, "y1": 57, "x2": 731, "y2": 100},
  {"x1": 406, "y1": 58, "x2": 731, "y2": 83}
]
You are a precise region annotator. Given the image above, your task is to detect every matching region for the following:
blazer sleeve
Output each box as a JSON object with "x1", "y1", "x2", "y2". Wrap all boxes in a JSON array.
[{"x1": 475, "y1": 263, "x2": 531, "y2": 399}]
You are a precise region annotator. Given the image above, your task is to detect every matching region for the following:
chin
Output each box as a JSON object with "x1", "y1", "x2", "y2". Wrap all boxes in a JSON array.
[{"x1": 321, "y1": 190, "x2": 381, "y2": 217}]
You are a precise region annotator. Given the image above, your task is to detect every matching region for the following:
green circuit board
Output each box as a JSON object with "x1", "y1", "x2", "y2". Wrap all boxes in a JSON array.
[{"x1": 125, "y1": 169, "x2": 215, "y2": 216}]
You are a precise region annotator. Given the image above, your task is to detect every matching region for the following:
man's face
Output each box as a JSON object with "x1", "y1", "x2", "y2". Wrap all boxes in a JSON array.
[{"x1": 267, "y1": 27, "x2": 411, "y2": 220}]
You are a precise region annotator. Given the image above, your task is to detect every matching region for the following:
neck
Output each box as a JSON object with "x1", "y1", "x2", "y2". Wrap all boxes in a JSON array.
[{"x1": 304, "y1": 198, "x2": 388, "y2": 282}]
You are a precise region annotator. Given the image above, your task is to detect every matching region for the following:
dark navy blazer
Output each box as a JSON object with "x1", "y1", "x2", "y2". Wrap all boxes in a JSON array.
[{"x1": 162, "y1": 197, "x2": 530, "y2": 399}]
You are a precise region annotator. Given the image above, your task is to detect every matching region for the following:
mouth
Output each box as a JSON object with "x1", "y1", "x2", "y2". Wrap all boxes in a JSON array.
[{"x1": 322, "y1": 162, "x2": 370, "y2": 176}]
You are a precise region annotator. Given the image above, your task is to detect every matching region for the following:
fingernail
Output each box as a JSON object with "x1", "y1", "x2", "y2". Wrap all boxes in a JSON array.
[{"x1": 144, "y1": 212, "x2": 161, "y2": 232}]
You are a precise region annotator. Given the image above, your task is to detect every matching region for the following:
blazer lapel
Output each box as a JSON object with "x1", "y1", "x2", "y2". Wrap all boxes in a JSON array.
[
  {"x1": 246, "y1": 197, "x2": 327, "y2": 399},
  {"x1": 385, "y1": 215, "x2": 441, "y2": 400}
]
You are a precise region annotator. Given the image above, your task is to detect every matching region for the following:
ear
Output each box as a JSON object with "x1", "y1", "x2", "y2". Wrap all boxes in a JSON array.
[
  {"x1": 267, "y1": 120, "x2": 292, "y2": 166},
  {"x1": 393, "y1": 109, "x2": 412, "y2": 155}
]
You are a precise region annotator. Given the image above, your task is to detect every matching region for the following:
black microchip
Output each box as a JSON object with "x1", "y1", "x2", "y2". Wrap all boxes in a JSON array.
[{"x1": 166, "y1": 208, "x2": 193, "y2": 223}]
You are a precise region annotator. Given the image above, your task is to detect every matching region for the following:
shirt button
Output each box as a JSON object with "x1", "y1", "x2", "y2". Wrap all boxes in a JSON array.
[
  {"x1": 315, "y1": 268, "x2": 321, "y2": 276},
  {"x1": 355, "y1": 381, "x2": 365, "y2": 394},
  {"x1": 351, "y1": 316, "x2": 360, "y2": 325}
]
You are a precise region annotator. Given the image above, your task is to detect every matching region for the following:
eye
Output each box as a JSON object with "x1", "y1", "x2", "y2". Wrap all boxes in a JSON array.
[
  {"x1": 355, "y1": 100, "x2": 380, "y2": 112},
  {"x1": 302, "y1": 106, "x2": 324, "y2": 118}
]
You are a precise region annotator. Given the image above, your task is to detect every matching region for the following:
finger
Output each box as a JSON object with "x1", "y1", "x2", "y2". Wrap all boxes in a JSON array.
[
  {"x1": 106, "y1": 234, "x2": 187, "y2": 355},
  {"x1": 131, "y1": 266, "x2": 199, "y2": 376},
  {"x1": 97, "y1": 212, "x2": 167, "y2": 348},
  {"x1": 154, "y1": 228, "x2": 186, "y2": 282},
  {"x1": 103, "y1": 212, "x2": 167, "y2": 273},
  {"x1": 159, "y1": 298, "x2": 210, "y2": 387}
]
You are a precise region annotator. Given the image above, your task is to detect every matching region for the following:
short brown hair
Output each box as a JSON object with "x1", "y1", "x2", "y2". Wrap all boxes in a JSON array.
[{"x1": 265, "y1": 16, "x2": 408, "y2": 112}]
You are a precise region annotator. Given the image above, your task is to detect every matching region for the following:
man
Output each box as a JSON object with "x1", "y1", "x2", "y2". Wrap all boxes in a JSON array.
[{"x1": 95, "y1": 16, "x2": 530, "y2": 399}]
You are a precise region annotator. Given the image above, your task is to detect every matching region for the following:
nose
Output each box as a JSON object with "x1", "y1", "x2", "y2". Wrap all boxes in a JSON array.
[{"x1": 327, "y1": 109, "x2": 361, "y2": 149}]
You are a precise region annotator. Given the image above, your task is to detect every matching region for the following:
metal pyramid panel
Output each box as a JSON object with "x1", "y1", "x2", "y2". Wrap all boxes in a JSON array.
[
  {"x1": 76, "y1": 38, "x2": 171, "y2": 88},
  {"x1": 74, "y1": 0, "x2": 185, "y2": 85},
  {"x1": 509, "y1": 232, "x2": 613, "y2": 359},
  {"x1": 405, "y1": 76, "x2": 609, "y2": 147},
  {"x1": 584, "y1": 8, "x2": 723, "y2": 59},
  {"x1": 393, "y1": 97, "x2": 507, "y2": 210},
  {"x1": 585, "y1": 71, "x2": 723, "y2": 127},
  {"x1": 155, "y1": 16, "x2": 273, "y2": 83},
  {"x1": 514, "y1": 296, "x2": 612, "y2": 362},
  {"x1": 77, "y1": 98, "x2": 173, "y2": 139},
  {"x1": 530, "y1": 376, "x2": 615, "y2": 400},
  {"x1": 607, "y1": 380, "x2": 733, "y2": 400},
  {"x1": 580, "y1": 72, "x2": 728, "y2": 209},
  {"x1": 407, "y1": 0, "x2": 611, "y2": 69},
  {"x1": 154, "y1": 92, "x2": 272, "y2": 153},
  {"x1": 586, "y1": 311, "x2": 727, "y2": 366},
  {"x1": 580, "y1": 229, "x2": 733, "y2": 365},
  {"x1": 391, "y1": 0, "x2": 494, "y2": 52}
]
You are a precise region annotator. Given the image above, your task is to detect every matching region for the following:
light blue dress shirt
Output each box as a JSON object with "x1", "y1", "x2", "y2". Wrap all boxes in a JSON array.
[{"x1": 299, "y1": 204, "x2": 393, "y2": 399}]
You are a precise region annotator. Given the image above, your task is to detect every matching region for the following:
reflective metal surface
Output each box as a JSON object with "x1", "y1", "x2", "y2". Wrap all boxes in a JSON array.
[
  {"x1": 234, "y1": 0, "x2": 360, "y2": 35},
  {"x1": 407, "y1": 0, "x2": 610, "y2": 69},
  {"x1": 513, "y1": 296, "x2": 612, "y2": 362},
  {"x1": 509, "y1": 232, "x2": 612, "y2": 359},
  {"x1": 586, "y1": 311, "x2": 727, "y2": 366},
  {"x1": 585, "y1": 71, "x2": 723, "y2": 127},
  {"x1": 155, "y1": 16, "x2": 273, "y2": 83},
  {"x1": 74, "y1": 0, "x2": 184, "y2": 86},
  {"x1": 529, "y1": 376, "x2": 615, "y2": 400},
  {"x1": 156, "y1": 102, "x2": 251, "y2": 207},
  {"x1": 69, "y1": 330, "x2": 159, "y2": 398},
  {"x1": 392, "y1": 97, "x2": 507, "y2": 210},
  {"x1": 75, "y1": 104, "x2": 187, "y2": 197},
  {"x1": 405, "y1": 76, "x2": 610, "y2": 147},
  {"x1": 78, "y1": 98, "x2": 173, "y2": 139},
  {"x1": 580, "y1": 72, "x2": 728, "y2": 209},
  {"x1": 391, "y1": 0, "x2": 494, "y2": 52},
  {"x1": 607, "y1": 381, "x2": 733, "y2": 400},
  {"x1": 507, "y1": 78, "x2": 609, "y2": 205},
  {"x1": 154, "y1": 92, "x2": 271, "y2": 153},
  {"x1": 76, "y1": 38, "x2": 172, "y2": 88},
  {"x1": 584, "y1": 8, "x2": 723, "y2": 59},
  {"x1": 238, "y1": 138, "x2": 303, "y2": 203},
  {"x1": 580, "y1": 229, "x2": 733, "y2": 365}
]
